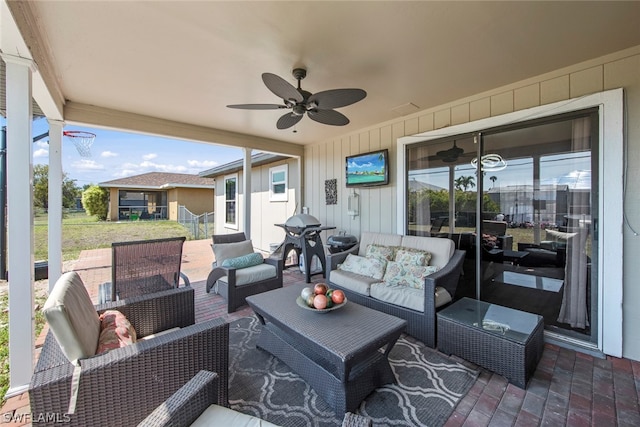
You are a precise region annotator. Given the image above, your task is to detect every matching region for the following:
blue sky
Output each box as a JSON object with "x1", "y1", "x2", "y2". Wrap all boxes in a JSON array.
[{"x1": 3, "y1": 117, "x2": 243, "y2": 188}]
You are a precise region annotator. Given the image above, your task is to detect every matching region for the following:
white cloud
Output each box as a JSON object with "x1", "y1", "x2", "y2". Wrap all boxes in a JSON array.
[
  {"x1": 35, "y1": 141, "x2": 49, "y2": 149},
  {"x1": 142, "y1": 153, "x2": 157, "y2": 161},
  {"x1": 34, "y1": 148, "x2": 49, "y2": 158},
  {"x1": 101, "y1": 151, "x2": 118, "y2": 158},
  {"x1": 71, "y1": 159, "x2": 104, "y2": 170},
  {"x1": 187, "y1": 160, "x2": 218, "y2": 168}
]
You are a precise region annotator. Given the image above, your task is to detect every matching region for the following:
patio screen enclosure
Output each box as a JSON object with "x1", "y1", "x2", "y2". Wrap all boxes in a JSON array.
[{"x1": 405, "y1": 109, "x2": 598, "y2": 345}]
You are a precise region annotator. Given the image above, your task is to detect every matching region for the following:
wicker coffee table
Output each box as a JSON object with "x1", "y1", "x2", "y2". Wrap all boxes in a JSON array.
[
  {"x1": 437, "y1": 297, "x2": 544, "y2": 388},
  {"x1": 246, "y1": 284, "x2": 407, "y2": 415}
]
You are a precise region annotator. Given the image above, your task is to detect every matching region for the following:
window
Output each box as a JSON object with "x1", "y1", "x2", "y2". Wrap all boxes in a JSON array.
[
  {"x1": 269, "y1": 164, "x2": 288, "y2": 202},
  {"x1": 224, "y1": 174, "x2": 237, "y2": 228}
]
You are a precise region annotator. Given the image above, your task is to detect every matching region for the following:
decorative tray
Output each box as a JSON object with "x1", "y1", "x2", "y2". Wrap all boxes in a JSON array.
[{"x1": 296, "y1": 296, "x2": 347, "y2": 313}]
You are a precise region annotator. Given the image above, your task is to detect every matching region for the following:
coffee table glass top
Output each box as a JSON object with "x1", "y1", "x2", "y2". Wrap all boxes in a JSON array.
[{"x1": 438, "y1": 297, "x2": 542, "y2": 344}]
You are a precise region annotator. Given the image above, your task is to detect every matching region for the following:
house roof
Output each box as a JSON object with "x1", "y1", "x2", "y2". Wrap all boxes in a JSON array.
[
  {"x1": 199, "y1": 153, "x2": 289, "y2": 178},
  {"x1": 99, "y1": 172, "x2": 215, "y2": 190}
]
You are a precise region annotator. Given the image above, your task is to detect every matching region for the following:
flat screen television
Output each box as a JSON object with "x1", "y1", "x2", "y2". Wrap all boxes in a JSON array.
[{"x1": 345, "y1": 149, "x2": 389, "y2": 187}]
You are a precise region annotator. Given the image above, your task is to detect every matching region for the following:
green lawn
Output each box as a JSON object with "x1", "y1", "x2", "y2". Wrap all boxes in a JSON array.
[{"x1": 34, "y1": 211, "x2": 194, "y2": 261}]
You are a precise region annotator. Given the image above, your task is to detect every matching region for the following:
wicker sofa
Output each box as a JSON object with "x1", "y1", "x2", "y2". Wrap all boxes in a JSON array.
[
  {"x1": 30, "y1": 272, "x2": 229, "y2": 427},
  {"x1": 326, "y1": 232, "x2": 465, "y2": 348}
]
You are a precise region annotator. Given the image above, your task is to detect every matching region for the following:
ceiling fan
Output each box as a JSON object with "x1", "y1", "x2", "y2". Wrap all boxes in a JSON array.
[
  {"x1": 424, "y1": 140, "x2": 469, "y2": 163},
  {"x1": 227, "y1": 68, "x2": 367, "y2": 130}
]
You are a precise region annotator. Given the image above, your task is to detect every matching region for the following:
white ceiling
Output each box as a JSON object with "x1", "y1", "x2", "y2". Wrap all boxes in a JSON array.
[{"x1": 5, "y1": 1, "x2": 640, "y2": 148}]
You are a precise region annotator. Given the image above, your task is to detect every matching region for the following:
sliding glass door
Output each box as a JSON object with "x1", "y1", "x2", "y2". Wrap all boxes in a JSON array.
[{"x1": 406, "y1": 109, "x2": 598, "y2": 343}]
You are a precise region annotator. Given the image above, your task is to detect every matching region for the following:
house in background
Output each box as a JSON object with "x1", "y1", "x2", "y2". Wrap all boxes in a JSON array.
[
  {"x1": 99, "y1": 172, "x2": 215, "y2": 222},
  {"x1": 199, "y1": 153, "x2": 299, "y2": 254}
]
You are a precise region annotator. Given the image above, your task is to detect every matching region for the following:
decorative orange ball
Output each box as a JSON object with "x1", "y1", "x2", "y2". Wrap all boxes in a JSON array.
[
  {"x1": 314, "y1": 283, "x2": 328, "y2": 295},
  {"x1": 313, "y1": 294, "x2": 328, "y2": 310},
  {"x1": 331, "y1": 289, "x2": 345, "y2": 304}
]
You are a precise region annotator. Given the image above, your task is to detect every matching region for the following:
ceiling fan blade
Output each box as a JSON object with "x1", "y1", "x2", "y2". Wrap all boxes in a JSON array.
[
  {"x1": 276, "y1": 112, "x2": 303, "y2": 130},
  {"x1": 262, "y1": 73, "x2": 303, "y2": 103},
  {"x1": 308, "y1": 109, "x2": 350, "y2": 126},
  {"x1": 227, "y1": 103, "x2": 286, "y2": 110},
  {"x1": 308, "y1": 89, "x2": 367, "y2": 109}
]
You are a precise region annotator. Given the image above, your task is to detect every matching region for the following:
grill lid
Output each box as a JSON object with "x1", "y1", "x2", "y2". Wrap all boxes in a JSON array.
[
  {"x1": 327, "y1": 233, "x2": 358, "y2": 246},
  {"x1": 285, "y1": 213, "x2": 321, "y2": 229}
]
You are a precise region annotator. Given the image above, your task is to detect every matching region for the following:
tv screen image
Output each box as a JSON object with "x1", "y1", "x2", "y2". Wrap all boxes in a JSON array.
[{"x1": 345, "y1": 149, "x2": 389, "y2": 187}]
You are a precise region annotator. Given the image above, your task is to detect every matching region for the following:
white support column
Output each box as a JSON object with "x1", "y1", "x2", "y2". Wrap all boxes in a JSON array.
[
  {"x1": 243, "y1": 148, "x2": 252, "y2": 239},
  {"x1": 3, "y1": 53, "x2": 36, "y2": 397},
  {"x1": 47, "y1": 120, "x2": 64, "y2": 289},
  {"x1": 297, "y1": 156, "x2": 304, "y2": 214}
]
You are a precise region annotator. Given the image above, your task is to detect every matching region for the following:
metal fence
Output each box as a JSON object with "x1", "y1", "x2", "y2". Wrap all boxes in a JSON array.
[{"x1": 178, "y1": 205, "x2": 214, "y2": 239}]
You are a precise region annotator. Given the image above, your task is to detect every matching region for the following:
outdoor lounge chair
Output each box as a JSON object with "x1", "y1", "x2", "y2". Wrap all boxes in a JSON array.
[
  {"x1": 206, "y1": 233, "x2": 283, "y2": 313},
  {"x1": 98, "y1": 236, "x2": 191, "y2": 303},
  {"x1": 30, "y1": 271, "x2": 229, "y2": 427},
  {"x1": 139, "y1": 370, "x2": 372, "y2": 427}
]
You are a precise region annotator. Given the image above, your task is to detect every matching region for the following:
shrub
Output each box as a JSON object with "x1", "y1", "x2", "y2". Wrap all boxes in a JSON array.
[{"x1": 82, "y1": 185, "x2": 109, "y2": 220}]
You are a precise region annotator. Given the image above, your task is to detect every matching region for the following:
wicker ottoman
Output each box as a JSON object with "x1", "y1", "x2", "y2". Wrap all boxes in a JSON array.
[{"x1": 437, "y1": 297, "x2": 544, "y2": 388}]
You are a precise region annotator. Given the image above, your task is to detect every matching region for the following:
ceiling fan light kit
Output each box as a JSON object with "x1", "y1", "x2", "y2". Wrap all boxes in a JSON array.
[{"x1": 227, "y1": 68, "x2": 367, "y2": 130}]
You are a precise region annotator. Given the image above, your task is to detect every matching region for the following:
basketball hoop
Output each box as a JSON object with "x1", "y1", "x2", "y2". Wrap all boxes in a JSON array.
[{"x1": 64, "y1": 131, "x2": 96, "y2": 158}]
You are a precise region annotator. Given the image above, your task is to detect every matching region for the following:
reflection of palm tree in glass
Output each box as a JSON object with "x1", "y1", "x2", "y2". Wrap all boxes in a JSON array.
[
  {"x1": 378, "y1": 152, "x2": 385, "y2": 174},
  {"x1": 454, "y1": 175, "x2": 475, "y2": 191},
  {"x1": 489, "y1": 175, "x2": 497, "y2": 189}
]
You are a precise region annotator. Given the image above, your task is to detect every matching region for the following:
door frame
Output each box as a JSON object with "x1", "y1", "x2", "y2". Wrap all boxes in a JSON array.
[{"x1": 397, "y1": 88, "x2": 623, "y2": 357}]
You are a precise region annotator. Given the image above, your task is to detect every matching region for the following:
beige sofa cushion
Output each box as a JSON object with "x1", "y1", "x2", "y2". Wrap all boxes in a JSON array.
[
  {"x1": 357, "y1": 232, "x2": 402, "y2": 257},
  {"x1": 330, "y1": 269, "x2": 382, "y2": 296},
  {"x1": 191, "y1": 404, "x2": 280, "y2": 427},
  {"x1": 400, "y1": 235, "x2": 454, "y2": 269},
  {"x1": 43, "y1": 271, "x2": 101, "y2": 363},
  {"x1": 370, "y1": 282, "x2": 452, "y2": 312}
]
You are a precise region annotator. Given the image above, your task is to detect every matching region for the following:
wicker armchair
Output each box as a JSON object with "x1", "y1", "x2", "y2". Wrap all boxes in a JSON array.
[
  {"x1": 139, "y1": 370, "x2": 372, "y2": 427},
  {"x1": 99, "y1": 236, "x2": 191, "y2": 303},
  {"x1": 206, "y1": 233, "x2": 283, "y2": 313},
  {"x1": 30, "y1": 272, "x2": 229, "y2": 427}
]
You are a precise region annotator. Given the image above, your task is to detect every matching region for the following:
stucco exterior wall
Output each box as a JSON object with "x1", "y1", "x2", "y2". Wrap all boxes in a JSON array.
[
  {"x1": 304, "y1": 46, "x2": 640, "y2": 360},
  {"x1": 213, "y1": 158, "x2": 299, "y2": 254},
  {"x1": 107, "y1": 187, "x2": 118, "y2": 221},
  {"x1": 173, "y1": 188, "x2": 214, "y2": 215}
]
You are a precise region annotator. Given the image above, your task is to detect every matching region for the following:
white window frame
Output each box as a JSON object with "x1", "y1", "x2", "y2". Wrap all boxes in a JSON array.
[
  {"x1": 269, "y1": 164, "x2": 288, "y2": 202},
  {"x1": 224, "y1": 173, "x2": 238, "y2": 229}
]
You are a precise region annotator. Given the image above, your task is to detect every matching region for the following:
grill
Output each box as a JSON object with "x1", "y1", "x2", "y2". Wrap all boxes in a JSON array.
[
  {"x1": 274, "y1": 214, "x2": 335, "y2": 283},
  {"x1": 326, "y1": 232, "x2": 358, "y2": 254}
]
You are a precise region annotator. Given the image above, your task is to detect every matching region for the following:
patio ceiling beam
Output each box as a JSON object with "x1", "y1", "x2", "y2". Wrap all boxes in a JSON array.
[{"x1": 64, "y1": 101, "x2": 305, "y2": 158}]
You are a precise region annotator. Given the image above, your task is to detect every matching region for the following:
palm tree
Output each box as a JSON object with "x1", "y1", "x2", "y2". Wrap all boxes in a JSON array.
[
  {"x1": 454, "y1": 175, "x2": 475, "y2": 191},
  {"x1": 489, "y1": 175, "x2": 497, "y2": 189}
]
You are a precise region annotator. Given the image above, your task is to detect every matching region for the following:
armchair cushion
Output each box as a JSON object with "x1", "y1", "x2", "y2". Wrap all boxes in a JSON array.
[
  {"x1": 42, "y1": 271, "x2": 101, "y2": 363},
  {"x1": 221, "y1": 252, "x2": 264, "y2": 269},
  {"x1": 96, "y1": 310, "x2": 137, "y2": 354},
  {"x1": 220, "y1": 263, "x2": 277, "y2": 287},
  {"x1": 212, "y1": 239, "x2": 254, "y2": 266}
]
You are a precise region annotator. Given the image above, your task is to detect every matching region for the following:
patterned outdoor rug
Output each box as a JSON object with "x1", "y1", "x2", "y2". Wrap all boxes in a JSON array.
[{"x1": 228, "y1": 315, "x2": 479, "y2": 427}]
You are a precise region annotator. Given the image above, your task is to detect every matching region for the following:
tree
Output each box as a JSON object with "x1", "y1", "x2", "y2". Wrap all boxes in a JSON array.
[
  {"x1": 82, "y1": 185, "x2": 109, "y2": 220},
  {"x1": 489, "y1": 175, "x2": 497, "y2": 189},
  {"x1": 33, "y1": 164, "x2": 80, "y2": 210},
  {"x1": 454, "y1": 175, "x2": 475, "y2": 192}
]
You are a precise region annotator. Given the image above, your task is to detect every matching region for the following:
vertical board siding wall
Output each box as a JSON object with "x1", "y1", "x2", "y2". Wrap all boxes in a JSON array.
[{"x1": 304, "y1": 45, "x2": 640, "y2": 361}]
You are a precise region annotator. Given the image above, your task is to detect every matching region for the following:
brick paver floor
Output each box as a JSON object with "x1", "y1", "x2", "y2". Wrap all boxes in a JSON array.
[{"x1": 2, "y1": 239, "x2": 639, "y2": 426}]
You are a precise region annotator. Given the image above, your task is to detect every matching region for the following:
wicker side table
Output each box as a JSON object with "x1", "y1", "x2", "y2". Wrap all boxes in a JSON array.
[{"x1": 437, "y1": 297, "x2": 544, "y2": 388}]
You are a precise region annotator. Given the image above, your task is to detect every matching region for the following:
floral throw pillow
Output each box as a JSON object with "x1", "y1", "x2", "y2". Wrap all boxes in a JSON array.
[
  {"x1": 96, "y1": 310, "x2": 137, "y2": 354},
  {"x1": 338, "y1": 253, "x2": 387, "y2": 280},
  {"x1": 395, "y1": 248, "x2": 432, "y2": 266},
  {"x1": 365, "y1": 244, "x2": 395, "y2": 263},
  {"x1": 383, "y1": 261, "x2": 439, "y2": 289}
]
